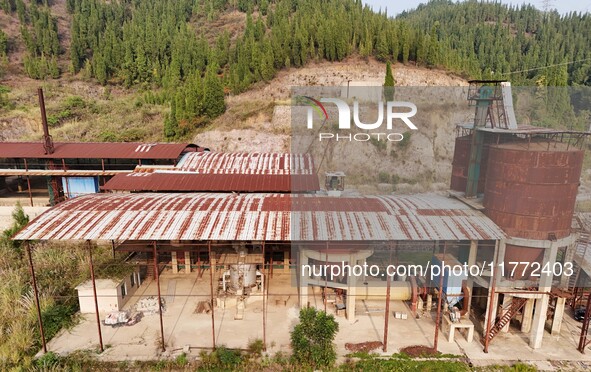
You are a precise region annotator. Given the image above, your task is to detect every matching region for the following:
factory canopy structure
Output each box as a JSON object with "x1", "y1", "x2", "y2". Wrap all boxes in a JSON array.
[
  {"x1": 0, "y1": 142, "x2": 198, "y2": 160},
  {"x1": 102, "y1": 152, "x2": 320, "y2": 192},
  {"x1": 14, "y1": 192, "x2": 505, "y2": 242}
]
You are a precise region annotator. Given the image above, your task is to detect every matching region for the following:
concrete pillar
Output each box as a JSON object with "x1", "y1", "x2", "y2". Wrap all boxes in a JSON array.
[
  {"x1": 211, "y1": 257, "x2": 217, "y2": 274},
  {"x1": 283, "y1": 250, "x2": 290, "y2": 273},
  {"x1": 484, "y1": 240, "x2": 502, "y2": 334},
  {"x1": 484, "y1": 292, "x2": 499, "y2": 335},
  {"x1": 530, "y1": 295, "x2": 549, "y2": 349},
  {"x1": 299, "y1": 249, "x2": 309, "y2": 308},
  {"x1": 171, "y1": 251, "x2": 178, "y2": 274},
  {"x1": 497, "y1": 240, "x2": 507, "y2": 280},
  {"x1": 184, "y1": 251, "x2": 191, "y2": 274},
  {"x1": 466, "y1": 240, "x2": 478, "y2": 314},
  {"x1": 346, "y1": 255, "x2": 356, "y2": 322},
  {"x1": 551, "y1": 297, "x2": 566, "y2": 335},
  {"x1": 346, "y1": 282, "x2": 356, "y2": 322},
  {"x1": 501, "y1": 295, "x2": 512, "y2": 333},
  {"x1": 521, "y1": 299, "x2": 534, "y2": 333},
  {"x1": 529, "y1": 242, "x2": 557, "y2": 349}
]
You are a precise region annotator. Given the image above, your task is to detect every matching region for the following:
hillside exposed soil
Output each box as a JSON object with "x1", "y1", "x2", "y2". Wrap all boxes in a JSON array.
[{"x1": 196, "y1": 56, "x2": 470, "y2": 193}]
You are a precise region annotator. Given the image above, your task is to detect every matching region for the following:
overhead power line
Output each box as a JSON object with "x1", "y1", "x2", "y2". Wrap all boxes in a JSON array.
[{"x1": 502, "y1": 58, "x2": 591, "y2": 75}]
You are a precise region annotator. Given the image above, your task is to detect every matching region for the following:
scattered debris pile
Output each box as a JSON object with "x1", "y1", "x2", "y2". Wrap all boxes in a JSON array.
[
  {"x1": 135, "y1": 296, "x2": 166, "y2": 314},
  {"x1": 400, "y1": 345, "x2": 438, "y2": 357},
  {"x1": 194, "y1": 301, "x2": 213, "y2": 314},
  {"x1": 345, "y1": 341, "x2": 383, "y2": 353}
]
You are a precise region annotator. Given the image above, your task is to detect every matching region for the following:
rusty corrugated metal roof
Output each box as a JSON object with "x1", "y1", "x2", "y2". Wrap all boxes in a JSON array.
[
  {"x1": 14, "y1": 193, "x2": 505, "y2": 241},
  {"x1": 101, "y1": 173, "x2": 320, "y2": 192},
  {"x1": 0, "y1": 142, "x2": 197, "y2": 159},
  {"x1": 101, "y1": 152, "x2": 320, "y2": 192},
  {"x1": 176, "y1": 152, "x2": 315, "y2": 174}
]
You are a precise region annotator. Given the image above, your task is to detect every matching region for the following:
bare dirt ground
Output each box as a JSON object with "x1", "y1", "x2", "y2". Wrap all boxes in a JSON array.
[{"x1": 196, "y1": 57, "x2": 470, "y2": 193}]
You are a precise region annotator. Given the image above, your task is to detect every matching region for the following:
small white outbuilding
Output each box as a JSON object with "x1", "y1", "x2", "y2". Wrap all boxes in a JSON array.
[{"x1": 76, "y1": 270, "x2": 141, "y2": 314}]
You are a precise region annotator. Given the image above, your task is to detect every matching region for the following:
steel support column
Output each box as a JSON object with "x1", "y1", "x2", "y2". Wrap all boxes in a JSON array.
[
  {"x1": 262, "y1": 242, "x2": 267, "y2": 350},
  {"x1": 578, "y1": 293, "x2": 591, "y2": 353},
  {"x1": 152, "y1": 242, "x2": 165, "y2": 352},
  {"x1": 26, "y1": 242, "x2": 47, "y2": 353},
  {"x1": 434, "y1": 241, "x2": 446, "y2": 352},
  {"x1": 324, "y1": 241, "x2": 328, "y2": 313},
  {"x1": 484, "y1": 240, "x2": 502, "y2": 353},
  {"x1": 24, "y1": 159, "x2": 33, "y2": 207},
  {"x1": 87, "y1": 240, "x2": 104, "y2": 352},
  {"x1": 208, "y1": 241, "x2": 216, "y2": 349},
  {"x1": 383, "y1": 242, "x2": 394, "y2": 352}
]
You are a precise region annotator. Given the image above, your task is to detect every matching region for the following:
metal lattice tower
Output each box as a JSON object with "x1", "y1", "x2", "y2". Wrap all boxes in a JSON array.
[{"x1": 541, "y1": 0, "x2": 555, "y2": 12}]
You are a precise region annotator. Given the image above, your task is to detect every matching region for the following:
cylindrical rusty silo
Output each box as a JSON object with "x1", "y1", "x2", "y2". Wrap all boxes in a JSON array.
[
  {"x1": 484, "y1": 141, "x2": 583, "y2": 241},
  {"x1": 450, "y1": 135, "x2": 491, "y2": 194},
  {"x1": 503, "y1": 244, "x2": 545, "y2": 280}
]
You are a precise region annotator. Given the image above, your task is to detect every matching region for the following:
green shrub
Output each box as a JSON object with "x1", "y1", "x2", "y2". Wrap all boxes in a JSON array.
[
  {"x1": 507, "y1": 363, "x2": 537, "y2": 372},
  {"x1": 290, "y1": 307, "x2": 339, "y2": 369},
  {"x1": 2, "y1": 202, "x2": 29, "y2": 250},
  {"x1": 64, "y1": 96, "x2": 86, "y2": 109},
  {"x1": 378, "y1": 172, "x2": 390, "y2": 183},
  {"x1": 35, "y1": 351, "x2": 60, "y2": 369},
  {"x1": 41, "y1": 303, "x2": 77, "y2": 340},
  {"x1": 47, "y1": 109, "x2": 73, "y2": 127},
  {"x1": 370, "y1": 136, "x2": 387, "y2": 152},
  {"x1": 216, "y1": 346, "x2": 242, "y2": 367},
  {"x1": 99, "y1": 130, "x2": 119, "y2": 142},
  {"x1": 247, "y1": 338, "x2": 264, "y2": 357},
  {"x1": 0, "y1": 85, "x2": 11, "y2": 109},
  {"x1": 198, "y1": 347, "x2": 242, "y2": 369},
  {"x1": 175, "y1": 352, "x2": 188, "y2": 367},
  {"x1": 398, "y1": 131, "x2": 412, "y2": 149},
  {"x1": 120, "y1": 128, "x2": 147, "y2": 142}
]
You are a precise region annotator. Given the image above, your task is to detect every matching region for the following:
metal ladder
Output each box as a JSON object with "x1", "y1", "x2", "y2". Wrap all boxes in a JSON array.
[
  {"x1": 569, "y1": 232, "x2": 589, "y2": 292},
  {"x1": 484, "y1": 297, "x2": 529, "y2": 343}
]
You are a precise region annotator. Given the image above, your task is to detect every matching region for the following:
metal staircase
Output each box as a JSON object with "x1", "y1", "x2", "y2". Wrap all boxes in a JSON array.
[
  {"x1": 484, "y1": 297, "x2": 529, "y2": 343},
  {"x1": 569, "y1": 232, "x2": 589, "y2": 293}
]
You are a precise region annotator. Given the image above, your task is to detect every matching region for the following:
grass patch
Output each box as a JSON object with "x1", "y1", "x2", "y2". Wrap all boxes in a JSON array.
[
  {"x1": 41, "y1": 303, "x2": 78, "y2": 341},
  {"x1": 340, "y1": 358, "x2": 470, "y2": 371}
]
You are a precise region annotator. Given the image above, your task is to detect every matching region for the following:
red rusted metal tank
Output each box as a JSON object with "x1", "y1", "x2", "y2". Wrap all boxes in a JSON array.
[
  {"x1": 450, "y1": 135, "x2": 491, "y2": 194},
  {"x1": 484, "y1": 141, "x2": 583, "y2": 240},
  {"x1": 503, "y1": 244, "x2": 544, "y2": 280}
]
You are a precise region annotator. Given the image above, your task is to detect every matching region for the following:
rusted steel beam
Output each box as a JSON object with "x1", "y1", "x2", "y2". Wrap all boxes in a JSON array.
[
  {"x1": 262, "y1": 241, "x2": 267, "y2": 351},
  {"x1": 37, "y1": 88, "x2": 54, "y2": 155},
  {"x1": 578, "y1": 293, "x2": 591, "y2": 353},
  {"x1": 324, "y1": 241, "x2": 328, "y2": 313},
  {"x1": 24, "y1": 159, "x2": 33, "y2": 207},
  {"x1": 383, "y1": 243, "x2": 394, "y2": 352},
  {"x1": 208, "y1": 241, "x2": 216, "y2": 349},
  {"x1": 434, "y1": 242, "x2": 446, "y2": 352},
  {"x1": 26, "y1": 242, "x2": 47, "y2": 353},
  {"x1": 153, "y1": 241, "x2": 165, "y2": 352},
  {"x1": 484, "y1": 241, "x2": 500, "y2": 353},
  {"x1": 87, "y1": 240, "x2": 104, "y2": 352}
]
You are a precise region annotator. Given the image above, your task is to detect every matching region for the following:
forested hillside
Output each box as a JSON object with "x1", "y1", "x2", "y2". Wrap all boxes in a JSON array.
[
  {"x1": 2, "y1": 0, "x2": 589, "y2": 84},
  {"x1": 0, "y1": 0, "x2": 590, "y2": 141},
  {"x1": 399, "y1": 0, "x2": 591, "y2": 86}
]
